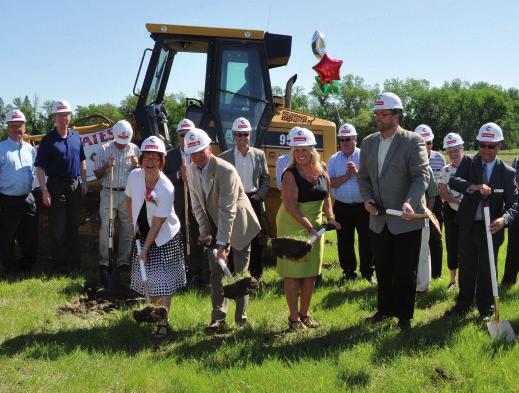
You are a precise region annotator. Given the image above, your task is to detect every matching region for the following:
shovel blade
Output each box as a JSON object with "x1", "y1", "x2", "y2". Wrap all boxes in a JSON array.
[{"x1": 487, "y1": 320, "x2": 516, "y2": 342}]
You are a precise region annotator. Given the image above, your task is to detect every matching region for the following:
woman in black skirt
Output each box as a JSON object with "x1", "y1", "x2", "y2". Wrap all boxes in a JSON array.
[{"x1": 125, "y1": 136, "x2": 186, "y2": 338}]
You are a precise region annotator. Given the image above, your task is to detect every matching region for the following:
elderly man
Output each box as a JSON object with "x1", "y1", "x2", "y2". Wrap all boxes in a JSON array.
[
  {"x1": 164, "y1": 118, "x2": 209, "y2": 288},
  {"x1": 220, "y1": 117, "x2": 270, "y2": 282},
  {"x1": 358, "y1": 92, "x2": 429, "y2": 331},
  {"x1": 446, "y1": 123, "x2": 518, "y2": 320},
  {"x1": 35, "y1": 99, "x2": 88, "y2": 274},
  {"x1": 328, "y1": 123, "x2": 373, "y2": 283},
  {"x1": 184, "y1": 128, "x2": 260, "y2": 331},
  {"x1": 0, "y1": 110, "x2": 37, "y2": 277},
  {"x1": 94, "y1": 120, "x2": 139, "y2": 288}
]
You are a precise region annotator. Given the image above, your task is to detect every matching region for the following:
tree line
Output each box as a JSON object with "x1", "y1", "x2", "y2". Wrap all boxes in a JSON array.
[{"x1": 2, "y1": 75, "x2": 519, "y2": 150}]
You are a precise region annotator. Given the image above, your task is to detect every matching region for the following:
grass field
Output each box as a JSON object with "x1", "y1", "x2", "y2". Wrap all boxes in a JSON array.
[{"x1": 1, "y1": 229, "x2": 519, "y2": 393}]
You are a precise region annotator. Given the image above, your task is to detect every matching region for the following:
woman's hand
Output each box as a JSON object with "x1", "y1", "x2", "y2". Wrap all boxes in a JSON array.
[{"x1": 139, "y1": 247, "x2": 148, "y2": 263}]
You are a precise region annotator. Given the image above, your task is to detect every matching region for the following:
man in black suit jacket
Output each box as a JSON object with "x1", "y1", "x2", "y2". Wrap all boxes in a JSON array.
[
  {"x1": 164, "y1": 119, "x2": 209, "y2": 287},
  {"x1": 447, "y1": 122, "x2": 518, "y2": 319}
]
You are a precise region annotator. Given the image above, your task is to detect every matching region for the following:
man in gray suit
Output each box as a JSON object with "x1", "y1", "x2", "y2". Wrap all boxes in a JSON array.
[
  {"x1": 219, "y1": 117, "x2": 270, "y2": 282},
  {"x1": 358, "y1": 92, "x2": 430, "y2": 330},
  {"x1": 184, "y1": 128, "x2": 261, "y2": 331}
]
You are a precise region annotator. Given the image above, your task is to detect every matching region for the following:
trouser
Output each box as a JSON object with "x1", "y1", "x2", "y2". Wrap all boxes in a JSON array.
[
  {"x1": 247, "y1": 194, "x2": 264, "y2": 279},
  {"x1": 334, "y1": 201, "x2": 373, "y2": 278},
  {"x1": 47, "y1": 177, "x2": 82, "y2": 272},
  {"x1": 417, "y1": 222, "x2": 431, "y2": 292},
  {"x1": 0, "y1": 193, "x2": 38, "y2": 272},
  {"x1": 429, "y1": 195, "x2": 443, "y2": 278},
  {"x1": 443, "y1": 203, "x2": 460, "y2": 271},
  {"x1": 208, "y1": 243, "x2": 251, "y2": 324},
  {"x1": 502, "y1": 217, "x2": 519, "y2": 284},
  {"x1": 370, "y1": 225, "x2": 421, "y2": 319},
  {"x1": 456, "y1": 222, "x2": 501, "y2": 314},
  {"x1": 99, "y1": 188, "x2": 132, "y2": 268}
]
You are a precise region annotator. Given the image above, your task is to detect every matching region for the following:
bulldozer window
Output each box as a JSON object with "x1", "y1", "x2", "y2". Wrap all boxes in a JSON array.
[{"x1": 147, "y1": 47, "x2": 169, "y2": 105}]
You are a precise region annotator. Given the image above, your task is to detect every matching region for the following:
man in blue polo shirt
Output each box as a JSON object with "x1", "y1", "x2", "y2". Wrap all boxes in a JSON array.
[
  {"x1": 328, "y1": 123, "x2": 374, "y2": 283},
  {"x1": 35, "y1": 99, "x2": 88, "y2": 274},
  {"x1": 0, "y1": 110, "x2": 38, "y2": 278}
]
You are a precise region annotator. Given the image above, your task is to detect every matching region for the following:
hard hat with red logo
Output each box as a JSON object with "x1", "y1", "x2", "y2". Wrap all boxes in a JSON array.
[
  {"x1": 112, "y1": 120, "x2": 133, "y2": 145},
  {"x1": 414, "y1": 124, "x2": 434, "y2": 142},
  {"x1": 51, "y1": 99, "x2": 72, "y2": 114},
  {"x1": 443, "y1": 133, "x2": 464, "y2": 149},
  {"x1": 287, "y1": 127, "x2": 316, "y2": 147},
  {"x1": 232, "y1": 117, "x2": 252, "y2": 133},
  {"x1": 176, "y1": 118, "x2": 195, "y2": 133},
  {"x1": 337, "y1": 123, "x2": 357, "y2": 137},
  {"x1": 140, "y1": 136, "x2": 166, "y2": 156},
  {"x1": 6, "y1": 109, "x2": 26, "y2": 123},
  {"x1": 184, "y1": 128, "x2": 212, "y2": 155},
  {"x1": 372, "y1": 92, "x2": 403, "y2": 111},
  {"x1": 476, "y1": 122, "x2": 504, "y2": 142}
]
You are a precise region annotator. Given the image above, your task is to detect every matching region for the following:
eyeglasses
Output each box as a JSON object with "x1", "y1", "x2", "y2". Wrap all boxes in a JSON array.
[
  {"x1": 426, "y1": 141, "x2": 433, "y2": 145},
  {"x1": 479, "y1": 143, "x2": 498, "y2": 150},
  {"x1": 142, "y1": 156, "x2": 161, "y2": 162},
  {"x1": 234, "y1": 133, "x2": 250, "y2": 137},
  {"x1": 374, "y1": 111, "x2": 394, "y2": 118},
  {"x1": 177, "y1": 133, "x2": 187, "y2": 138},
  {"x1": 339, "y1": 137, "x2": 354, "y2": 142}
]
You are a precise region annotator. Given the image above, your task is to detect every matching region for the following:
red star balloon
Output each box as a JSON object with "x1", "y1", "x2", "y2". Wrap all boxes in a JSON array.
[{"x1": 312, "y1": 53, "x2": 343, "y2": 85}]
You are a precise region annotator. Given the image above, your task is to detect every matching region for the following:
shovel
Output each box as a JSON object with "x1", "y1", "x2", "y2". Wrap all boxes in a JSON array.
[
  {"x1": 271, "y1": 223, "x2": 337, "y2": 260},
  {"x1": 107, "y1": 166, "x2": 121, "y2": 294},
  {"x1": 135, "y1": 239, "x2": 150, "y2": 303},
  {"x1": 211, "y1": 249, "x2": 260, "y2": 299},
  {"x1": 369, "y1": 202, "x2": 440, "y2": 233},
  {"x1": 483, "y1": 204, "x2": 516, "y2": 342}
]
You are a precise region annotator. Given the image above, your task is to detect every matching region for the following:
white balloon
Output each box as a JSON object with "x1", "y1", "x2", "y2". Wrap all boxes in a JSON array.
[{"x1": 311, "y1": 30, "x2": 327, "y2": 59}]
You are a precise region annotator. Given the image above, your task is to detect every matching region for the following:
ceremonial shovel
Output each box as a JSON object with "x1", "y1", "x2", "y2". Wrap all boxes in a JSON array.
[
  {"x1": 271, "y1": 223, "x2": 337, "y2": 260},
  {"x1": 211, "y1": 249, "x2": 260, "y2": 299},
  {"x1": 483, "y1": 204, "x2": 516, "y2": 342}
]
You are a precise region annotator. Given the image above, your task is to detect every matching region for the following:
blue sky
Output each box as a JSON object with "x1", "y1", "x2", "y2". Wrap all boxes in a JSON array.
[{"x1": 1, "y1": 0, "x2": 518, "y2": 110}]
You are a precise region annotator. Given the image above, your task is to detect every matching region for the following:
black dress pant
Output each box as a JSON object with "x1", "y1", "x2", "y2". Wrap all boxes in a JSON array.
[
  {"x1": 247, "y1": 194, "x2": 264, "y2": 279},
  {"x1": 370, "y1": 225, "x2": 422, "y2": 319},
  {"x1": 442, "y1": 203, "x2": 459, "y2": 271},
  {"x1": 334, "y1": 201, "x2": 373, "y2": 278},
  {"x1": 0, "y1": 193, "x2": 38, "y2": 272},
  {"x1": 47, "y1": 177, "x2": 82, "y2": 272},
  {"x1": 502, "y1": 219, "x2": 519, "y2": 284},
  {"x1": 456, "y1": 222, "x2": 501, "y2": 314},
  {"x1": 429, "y1": 195, "x2": 444, "y2": 278}
]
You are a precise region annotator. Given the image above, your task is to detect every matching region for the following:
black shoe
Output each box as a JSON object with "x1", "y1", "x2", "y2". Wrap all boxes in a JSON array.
[
  {"x1": 481, "y1": 308, "x2": 495, "y2": 322},
  {"x1": 365, "y1": 312, "x2": 390, "y2": 324},
  {"x1": 397, "y1": 318, "x2": 411, "y2": 331}
]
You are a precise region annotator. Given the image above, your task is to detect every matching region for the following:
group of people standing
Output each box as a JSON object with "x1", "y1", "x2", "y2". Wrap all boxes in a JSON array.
[{"x1": 1, "y1": 91, "x2": 519, "y2": 338}]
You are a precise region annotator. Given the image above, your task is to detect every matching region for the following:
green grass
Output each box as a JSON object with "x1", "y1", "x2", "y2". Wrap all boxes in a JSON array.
[{"x1": 2, "y1": 232, "x2": 519, "y2": 392}]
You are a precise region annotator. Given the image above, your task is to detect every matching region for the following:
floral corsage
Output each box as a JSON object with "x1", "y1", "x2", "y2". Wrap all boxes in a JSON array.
[{"x1": 145, "y1": 188, "x2": 158, "y2": 205}]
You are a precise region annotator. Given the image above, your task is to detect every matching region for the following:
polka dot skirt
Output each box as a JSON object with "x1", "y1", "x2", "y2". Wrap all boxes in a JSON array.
[{"x1": 130, "y1": 232, "x2": 187, "y2": 296}]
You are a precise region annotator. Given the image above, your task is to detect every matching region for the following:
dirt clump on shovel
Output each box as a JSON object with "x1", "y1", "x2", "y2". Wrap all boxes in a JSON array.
[{"x1": 132, "y1": 305, "x2": 168, "y2": 323}]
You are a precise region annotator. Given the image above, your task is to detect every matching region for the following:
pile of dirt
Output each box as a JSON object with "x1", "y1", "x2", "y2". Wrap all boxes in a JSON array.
[{"x1": 132, "y1": 305, "x2": 168, "y2": 323}]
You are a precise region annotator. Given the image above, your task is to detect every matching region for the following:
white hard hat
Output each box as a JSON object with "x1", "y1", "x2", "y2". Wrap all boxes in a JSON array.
[
  {"x1": 52, "y1": 99, "x2": 72, "y2": 114},
  {"x1": 443, "y1": 133, "x2": 464, "y2": 149},
  {"x1": 140, "y1": 136, "x2": 166, "y2": 156},
  {"x1": 415, "y1": 124, "x2": 434, "y2": 142},
  {"x1": 337, "y1": 123, "x2": 357, "y2": 137},
  {"x1": 176, "y1": 118, "x2": 195, "y2": 133},
  {"x1": 6, "y1": 109, "x2": 26, "y2": 123},
  {"x1": 287, "y1": 127, "x2": 316, "y2": 147},
  {"x1": 476, "y1": 122, "x2": 504, "y2": 142},
  {"x1": 184, "y1": 128, "x2": 212, "y2": 155},
  {"x1": 373, "y1": 92, "x2": 403, "y2": 111},
  {"x1": 112, "y1": 120, "x2": 133, "y2": 145},
  {"x1": 232, "y1": 117, "x2": 252, "y2": 132}
]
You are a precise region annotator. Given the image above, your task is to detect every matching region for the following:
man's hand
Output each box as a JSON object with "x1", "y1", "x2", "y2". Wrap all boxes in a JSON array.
[
  {"x1": 199, "y1": 233, "x2": 212, "y2": 246},
  {"x1": 130, "y1": 155, "x2": 139, "y2": 168},
  {"x1": 179, "y1": 164, "x2": 188, "y2": 183},
  {"x1": 364, "y1": 199, "x2": 378, "y2": 214},
  {"x1": 216, "y1": 245, "x2": 228, "y2": 263},
  {"x1": 469, "y1": 184, "x2": 491, "y2": 197},
  {"x1": 81, "y1": 182, "x2": 88, "y2": 196},
  {"x1": 42, "y1": 189, "x2": 51, "y2": 207},
  {"x1": 401, "y1": 202, "x2": 415, "y2": 220},
  {"x1": 107, "y1": 156, "x2": 116, "y2": 167},
  {"x1": 347, "y1": 161, "x2": 358, "y2": 176},
  {"x1": 490, "y1": 217, "x2": 505, "y2": 234}
]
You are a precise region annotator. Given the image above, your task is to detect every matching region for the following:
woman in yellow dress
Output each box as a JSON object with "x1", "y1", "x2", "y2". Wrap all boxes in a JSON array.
[{"x1": 277, "y1": 127, "x2": 340, "y2": 331}]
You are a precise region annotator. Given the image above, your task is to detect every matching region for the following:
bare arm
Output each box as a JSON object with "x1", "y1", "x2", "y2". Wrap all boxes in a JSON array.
[
  {"x1": 438, "y1": 183, "x2": 460, "y2": 204},
  {"x1": 80, "y1": 160, "x2": 88, "y2": 195},
  {"x1": 36, "y1": 167, "x2": 51, "y2": 207}
]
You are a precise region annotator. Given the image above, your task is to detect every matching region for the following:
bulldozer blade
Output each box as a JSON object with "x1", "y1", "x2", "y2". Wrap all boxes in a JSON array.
[{"x1": 487, "y1": 320, "x2": 516, "y2": 342}]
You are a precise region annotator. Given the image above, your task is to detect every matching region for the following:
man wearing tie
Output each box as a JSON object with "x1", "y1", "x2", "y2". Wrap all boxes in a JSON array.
[{"x1": 446, "y1": 123, "x2": 518, "y2": 320}]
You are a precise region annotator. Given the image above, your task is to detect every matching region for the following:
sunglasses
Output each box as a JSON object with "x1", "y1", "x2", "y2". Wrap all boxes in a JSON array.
[
  {"x1": 479, "y1": 143, "x2": 498, "y2": 150},
  {"x1": 178, "y1": 133, "x2": 187, "y2": 138},
  {"x1": 234, "y1": 133, "x2": 250, "y2": 137},
  {"x1": 426, "y1": 141, "x2": 433, "y2": 145},
  {"x1": 339, "y1": 137, "x2": 354, "y2": 142}
]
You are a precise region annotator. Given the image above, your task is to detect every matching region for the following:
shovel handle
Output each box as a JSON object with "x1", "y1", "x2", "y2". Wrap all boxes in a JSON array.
[
  {"x1": 483, "y1": 206, "x2": 499, "y2": 297},
  {"x1": 135, "y1": 240, "x2": 148, "y2": 282},
  {"x1": 212, "y1": 249, "x2": 233, "y2": 277}
]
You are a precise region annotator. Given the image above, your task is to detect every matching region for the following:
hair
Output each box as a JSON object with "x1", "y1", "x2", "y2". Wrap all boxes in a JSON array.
[
  {"x1": 287, "y1": 146, "x2": 323, "y2": 174},
  {"x1": 138, "y1": 151, "x2": 166, "y2": 170}
]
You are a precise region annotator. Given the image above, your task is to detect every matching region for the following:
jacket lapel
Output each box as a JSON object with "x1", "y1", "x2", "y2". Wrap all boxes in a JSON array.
[{"x1": 205, "y1": 156, "x2": 216, "y2": 199}]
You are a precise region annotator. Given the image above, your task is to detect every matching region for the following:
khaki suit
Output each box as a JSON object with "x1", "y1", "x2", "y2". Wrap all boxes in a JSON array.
[{"x1": 188, "y1": 155, "x2": 260, "y2": 323}]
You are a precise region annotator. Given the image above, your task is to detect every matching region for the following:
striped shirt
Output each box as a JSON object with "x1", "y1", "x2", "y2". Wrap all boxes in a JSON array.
[
  {"x1": 94, "y1": 141, "x2": 139, "y2": 188},
  {"x1": 429, "y1": 150, "x2": 446, "y2": 183},
  {"x1": 0, "y1": 138, "x2": 36, "y2": 196},
  {"x1": 438, "y1": 164, "x2": 463, "y2": 211},
  {"x1": 328, "y1": 147, "x2": 362, "y2": 203}
]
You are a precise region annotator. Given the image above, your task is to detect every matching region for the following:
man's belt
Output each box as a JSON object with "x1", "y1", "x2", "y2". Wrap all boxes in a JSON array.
[{"x1": 104, "y1": 187, "x2": 125, "y2": 192}]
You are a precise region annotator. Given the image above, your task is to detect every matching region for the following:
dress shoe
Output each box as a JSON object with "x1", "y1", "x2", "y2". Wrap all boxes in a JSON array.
[
  {"x1": 397, "y1": 318, "x2": 411, "y2": 331},
  {"x1": 205, "y1": 320, "x2": 226, "y2": 333},
  {"x1": 481, "y1": 308, "x2": 495, "y2": 322},
  {"x1": 365, "y1": 312, "x2": 390, "y2": 324}
]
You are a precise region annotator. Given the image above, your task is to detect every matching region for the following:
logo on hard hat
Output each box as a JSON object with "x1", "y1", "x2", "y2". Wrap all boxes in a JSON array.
[
  {"x1": 481, "y1": 133, "x2": 495, "y2": 138},
  {"x1": 446, "y1": 139, "x2": 456, "y2": 145},
  {"x1": 238, "y1": 124, "x2": 248, "y2": 129},
  {"x1": 12, "y1": 114, "x2": 22, "y2": 119},
  {"x1": 119, "y1": 132, "x2": 129, "y2": 139},
  {"x1": 57, "y1": 105, "x2": 68, "y2": 110},
  {"x1": 146, "y1": 145, "x2": 158, "y2": 150},
  {"x1": 181, "y1": 123, "x2": 191, "y2": 129},
  {"x1": 297, "y1": 130, "x2": 303, "y2": 136},
  {"x1": 293, "y1": 137, "x2": 307, "y2": 142},
  {"x1": 187, "y1": 141, "x2": 200, "y2": 148},
  {"x1": 375, "y1": 100, "x2": 384, "y2": 106},
  {"x1": 189, "y1": 133, "x2": 196, "y2": 140},
  {"x1": 486, "y1": 126, "x2": 492, "y2": 132}
]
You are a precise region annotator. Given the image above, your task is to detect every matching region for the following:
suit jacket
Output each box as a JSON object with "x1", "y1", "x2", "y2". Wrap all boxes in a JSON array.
[
  {"x1": 163, "y1": 147, "x2": 185, "y2": 221},
  {"x1": 187, "y1": 155, "x2": 261, "y2": 250},
  {"x1": 219, "y1": 147, "x2": 270, "y2": 202},
  {"x1": 358, "y1": 126, "x2": 430, "y2": 235},
  {"x1": 449, "y1": 153, "x2": 518, "y2": 244}
]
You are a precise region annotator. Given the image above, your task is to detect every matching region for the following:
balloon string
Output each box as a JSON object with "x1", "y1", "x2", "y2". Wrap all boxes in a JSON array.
[{"x1": 333, "y1": 101, "x2": 343, "y2": 125}]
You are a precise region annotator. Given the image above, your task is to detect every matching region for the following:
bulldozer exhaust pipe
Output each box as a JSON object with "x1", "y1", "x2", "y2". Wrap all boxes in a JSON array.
[{"x1": 284, "y1": 74, "x2": 298, "y2": 109}]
